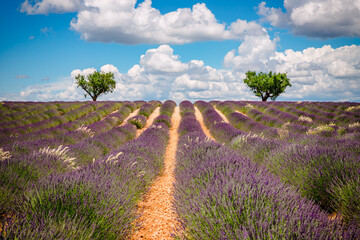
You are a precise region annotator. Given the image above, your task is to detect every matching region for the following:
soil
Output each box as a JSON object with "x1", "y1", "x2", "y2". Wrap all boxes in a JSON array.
[
  {"x1": 136, "y1": 107, "x2": 160, "y2": 138},
  {"x1": 120, "y1": 109, "x2": 140, "y2": 126},
  {"x1": 194, "y1": 106, "x2": 215, "y2": 141},
  {"x1": 101, "y1": 109, "x2": 120, "y2": 121},
  {"x1": 131, "y1": 107, "x2": 180, "y2": 239},
  {"x1": 214, "y1": 107, "x2": 229, "y2": 123},
  {"x1": 235, "y1": 110, "x2": 249, "y2": 118}
]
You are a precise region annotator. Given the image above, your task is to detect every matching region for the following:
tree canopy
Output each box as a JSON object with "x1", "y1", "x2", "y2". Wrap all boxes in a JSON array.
[
  {"x1": 75, "y1": 71, "x2": 116, "y2": 101},
  {"x1": 243, "y1": 71, "x2": 291, "y2": 101}
]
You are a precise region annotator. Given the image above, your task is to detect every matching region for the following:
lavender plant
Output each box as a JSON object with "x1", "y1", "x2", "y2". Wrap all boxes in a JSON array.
[
  {"x1": 195, "y1": 101, "x2": 242, "y2": 143},
  {"x1": 267, "y1": 144, "x2": 360, "y2": 224},
  {"x1": 128, "y1": 115, "x2": 147, "y2": 129},
  {"x1": 174, "y1": 101, "x2": 359, "y2": 239},
  {"x1": 138, "y1": 101, "x2": 161, "y2": 118},
  {"x1": 159, "y1": 100, "x2": 176, "y2": 117},
  {"x1": 2, "y1": 118, "x2": 169, "y2": 239}
]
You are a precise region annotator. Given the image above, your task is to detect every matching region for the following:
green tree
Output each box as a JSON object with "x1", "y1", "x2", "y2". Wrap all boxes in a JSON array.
[
  {"x1": 243, "y1": 71, "x2": 291, "y2": 101},
  {"x1": 75, "y1": 71, "x2": 116, "y2": 101}
]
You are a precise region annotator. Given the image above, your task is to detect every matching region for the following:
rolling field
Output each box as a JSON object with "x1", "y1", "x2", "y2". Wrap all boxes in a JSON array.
[{"x1": 0, "y1": 100, "x2": 360, "y2": 239}]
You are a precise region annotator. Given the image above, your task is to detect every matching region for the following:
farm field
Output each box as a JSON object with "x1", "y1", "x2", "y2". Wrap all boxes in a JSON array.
[{"x1": 0, "y1": 100, "x2": 360, "y2": 239}]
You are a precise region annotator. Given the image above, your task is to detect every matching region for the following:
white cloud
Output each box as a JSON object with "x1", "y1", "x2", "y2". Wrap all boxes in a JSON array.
[
  {"x1": 19, "y1": 77, "x2": 83, "y2": 101},
  {"x1": 226, "y1": 39, "x2": 360, "y2": 101},
  {"x1": 70, "y1": 0, "x2": 267, "y2": 44},
  {"x1": 224, "y1": 35, "x2": 279, "y2": 72},
  {"x1": 100, "y1": 64, "x2": 122, "y2": 79},
  {"x1": 8, "y1": 45, "x2": 255, "y2": 102},
  {"x1": 20, "y1": 0, "x2": 83, "y2": 14},
  {"x1": 139, "y1": 45, "x2": 188, "y2": 73},
  {"x1": 70, "y1": 67, "x2": 96, "y2": 79},
  {"x1": 5, "y1": 44, "x2": 360, "y2": 102},
  {"x1": 20, "y1": 0, "x2": 267, "y2": 44},
  {"x1": 258, "y1": 0, "x2": 360, "y2": 38},
  {"x1": 117, "y1": 45, "x2": 240, "y2": 100},
  {"x1": 173, "y1": 74, "x2": 209, "y2": 91}
]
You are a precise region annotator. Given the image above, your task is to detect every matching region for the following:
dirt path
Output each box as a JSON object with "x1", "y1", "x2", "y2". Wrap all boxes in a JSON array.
[
  {"x1": 119, "y1": 109, "x2": 140, "y2": 127},
  {"x1": 214, "y1": 107, "x2": 229, "y2": 123},
  {"x1": 131, "y1": 107, "x2": 180, "y2": 239},
  {"x1": 194, "y1": 106, "x2": 215, "y2": 141},
  {"x1": 135, "y1": 107, "x2": 160, "y2": 138},
  {"x1": 235, "y1": 110, "x2": 249, "y2": 118},
  {"x1": 101, "y1": 109, "x2": 119, "y2": 121}
]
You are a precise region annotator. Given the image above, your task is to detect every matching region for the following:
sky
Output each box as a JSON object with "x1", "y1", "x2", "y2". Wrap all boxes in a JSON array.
[{"x1": 0, "y1": 0, "x2": 360, "y2": 102}]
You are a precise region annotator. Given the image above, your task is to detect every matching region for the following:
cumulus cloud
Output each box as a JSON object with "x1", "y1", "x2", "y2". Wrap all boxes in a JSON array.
[
  {"x1": 258, "y1": 0, "x2": 360, "y2": 38},
  {"x1": 19, "y1": 77, "x2": 83, "y2": 101},
  {"x1": 224, "y1": 35, "x2": 279, "y2": 72},
  {"x1": 139, "y1": 45, "x2": 188, "y2": 73},
  {"x1": 173, "y1": 74, "x2": 209, "y2": 91},
  {"x1": 12, "y1": 45, "x2": 255, "y2": 102},
  {"x1": 70, "y1": 0, "x2": 268, "y2": 44},
  {"x1": 20, "y1": 0, "x2": 267, "y2": 44},
  {"x1": 6, "y1": 44, "x2": 360, "y2": 102},
  {"x1": 20, "y1": 0, "x2": 83, "y2": 14},
  {"x1": 116, "y1": 45, "x2": 251, "y2": 100},
  {"x1": 226, "y1": 38, "x2": 360, "y2": 101},
  {"x1": 273, "y1": 45, "x2": 360, "y2": 100}
]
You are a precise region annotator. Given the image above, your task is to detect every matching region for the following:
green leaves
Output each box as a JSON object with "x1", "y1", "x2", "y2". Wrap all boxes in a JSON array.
[
  {"x1": 243, "y1": 71, "x2": 291, "y2": 101},
  {"x1": 75, "y1": 71, "x2": 116, "y2": 101}
]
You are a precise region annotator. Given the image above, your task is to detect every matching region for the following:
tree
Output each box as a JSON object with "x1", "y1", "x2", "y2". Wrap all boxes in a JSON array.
[
  {"x1": 243, "y1": 71, "x2": 291, "y2": 101},
  {"x1": 75, "y1": 71, "x2": 116, "y2": 101}
]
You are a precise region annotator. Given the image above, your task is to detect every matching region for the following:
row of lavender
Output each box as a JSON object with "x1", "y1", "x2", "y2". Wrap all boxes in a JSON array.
[
  {"x1": 229, "y1": 101, "x2": 360, "y2": 136},
  {"x1": 0, "y1": 100, "x2": 156, "y2": 218},
  {"x1": 1, "y1": 100, "x2": 359, "y2": 238},
  {"x1": 0, "y1": 102, "x2": 96, "y2": 130},
  {"x1": 0, "y1": 101, "x2": 176, "y2": 238},
  {"x1": 174, "y1": 101, "x2": 359, "y2": 239},
  {"x1": 0, "y1": 100, "x2": 157, "y2": 156},
  {"x1": 196, "y1": 101, "x2": 360, "y2": 228}
]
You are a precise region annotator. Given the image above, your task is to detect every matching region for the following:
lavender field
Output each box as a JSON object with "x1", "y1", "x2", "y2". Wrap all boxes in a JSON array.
[{"x1": 1, "y1": 100, "x2": 360, "y2": 239}]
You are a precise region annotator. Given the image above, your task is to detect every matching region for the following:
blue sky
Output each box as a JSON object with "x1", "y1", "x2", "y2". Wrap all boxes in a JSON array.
[{"x1": 1, "y1": 0, "x2": 360, "y2": 102}]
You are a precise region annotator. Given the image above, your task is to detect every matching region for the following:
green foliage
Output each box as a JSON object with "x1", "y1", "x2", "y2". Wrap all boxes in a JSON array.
[
  {"x1": 75, "y1": 71, "x2": 116, "y2": 101},
  {"x1": 243, "y1": 71, "x2": 291, "y2": 101}
]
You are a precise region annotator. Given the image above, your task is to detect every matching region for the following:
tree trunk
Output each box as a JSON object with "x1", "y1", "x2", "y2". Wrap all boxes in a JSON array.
[
  {"x1": 262, "y1": 92, "x2": 270, "y2": 101},
  {"x1": 92, "y1": 95, "x2": 97, "y2": 101}
]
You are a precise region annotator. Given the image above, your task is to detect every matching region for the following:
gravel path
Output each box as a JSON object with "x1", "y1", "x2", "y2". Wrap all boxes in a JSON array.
[{"x1": 131, "y1": 107, "x2": 180, "y2": 239}]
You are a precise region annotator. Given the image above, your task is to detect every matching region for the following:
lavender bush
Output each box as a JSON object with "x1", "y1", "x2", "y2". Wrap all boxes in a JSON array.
[
  {"x1": 267, "y1": 143, "x2": 360, "y2": 224},
  {"x1": 137, "y1": 101, "x2": 161, "y2": 118},
  {"x1": 174, "y1": 101, "x2": 359, "y2": 239},
  {"x1": 195, "y1": 101, "x2": 242, "y2": 143},
  {"x1": 2, "y1": 118, "x2": 169, "y2": 239},
  {"x1": 128, "y1": 115, "x2": 147, "y2": 129},
  {"x1": 159, "y1": 100, "x2": 176, "y2": 117}
]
